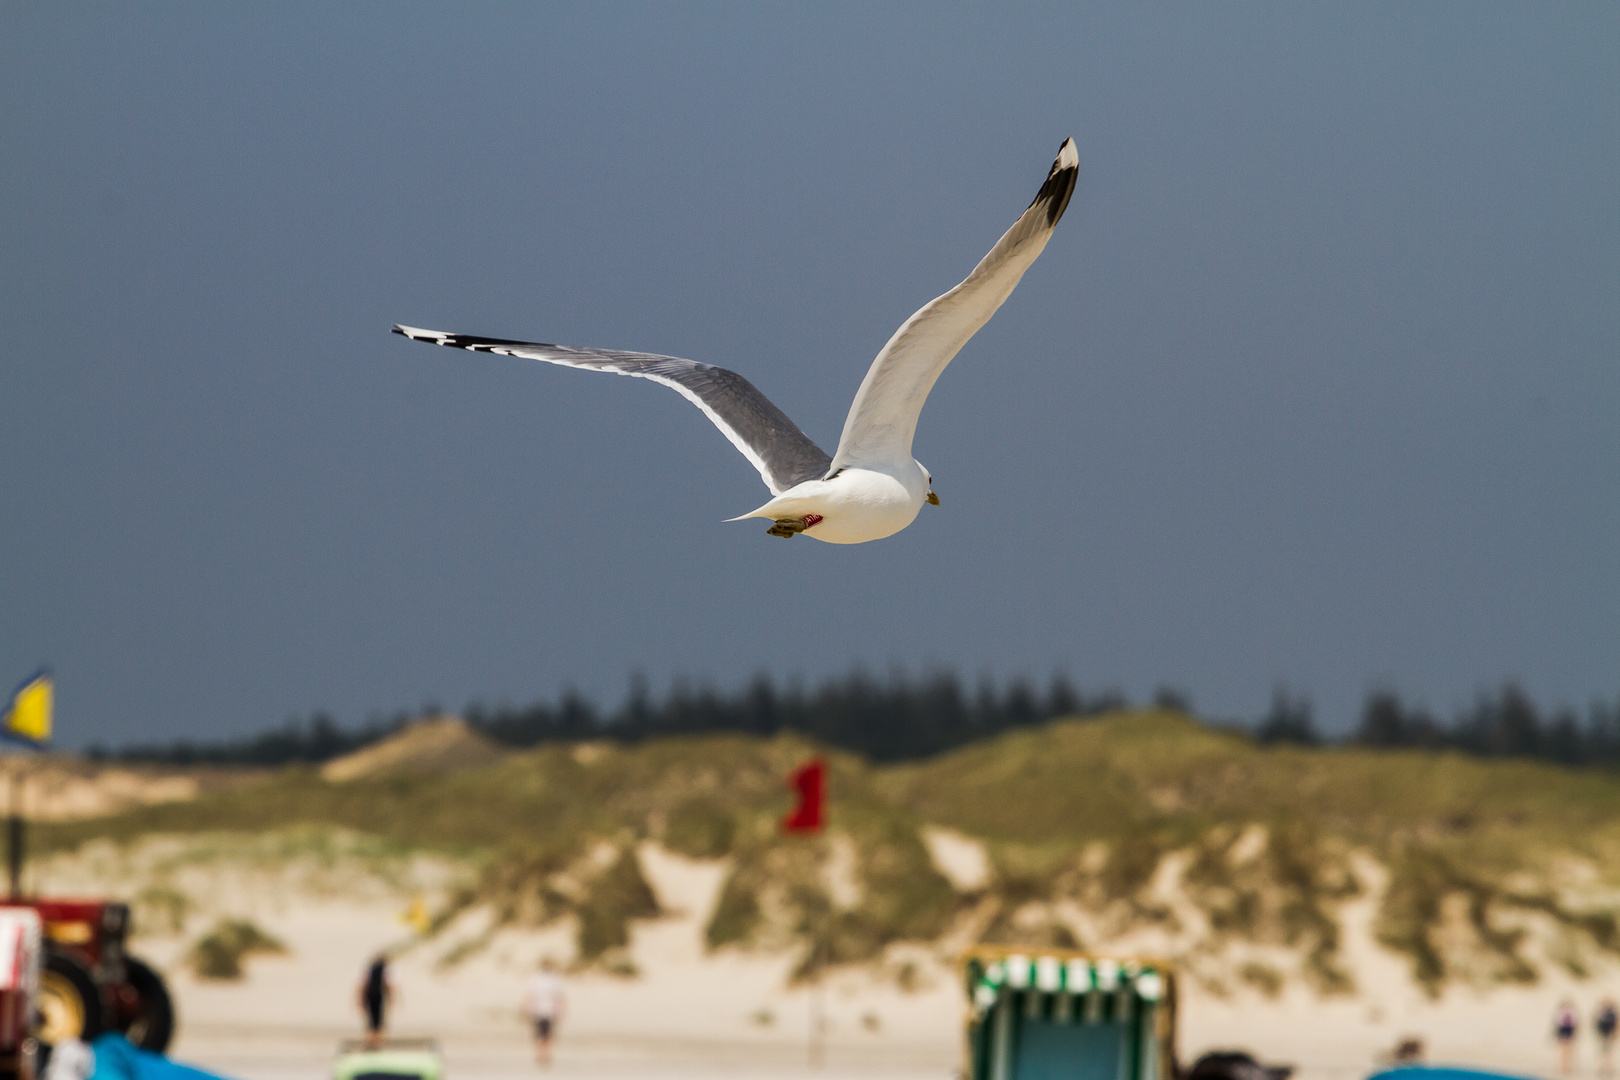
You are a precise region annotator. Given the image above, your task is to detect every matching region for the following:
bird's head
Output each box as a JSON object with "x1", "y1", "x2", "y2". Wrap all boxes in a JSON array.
[{"x1": 920, "y1": 465, "x2": 939, "y2": 506}]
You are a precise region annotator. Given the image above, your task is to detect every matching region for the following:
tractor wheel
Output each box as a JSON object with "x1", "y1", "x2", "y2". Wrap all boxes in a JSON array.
[
  {"x1": 38, "y1": 951, "x2": 103, "y2": 1046},
  {"x1": 121, "y1": 956, "x2": 176, "y2": 1052}
]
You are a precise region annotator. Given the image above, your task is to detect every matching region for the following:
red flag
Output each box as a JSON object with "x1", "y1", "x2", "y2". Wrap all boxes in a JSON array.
[{"x1": 781, "y1": 758, "x2": 826, "y2": 834}]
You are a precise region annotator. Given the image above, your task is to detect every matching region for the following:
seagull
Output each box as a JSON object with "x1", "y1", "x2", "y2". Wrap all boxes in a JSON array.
[{"x1": 395, "y1": 138, "x2": 1078, "y2": 544}]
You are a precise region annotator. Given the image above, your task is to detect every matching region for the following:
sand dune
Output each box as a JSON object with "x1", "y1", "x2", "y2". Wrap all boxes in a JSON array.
[{"x1": 32, "y1": 833, "x2": 1611, "y2": 1080}]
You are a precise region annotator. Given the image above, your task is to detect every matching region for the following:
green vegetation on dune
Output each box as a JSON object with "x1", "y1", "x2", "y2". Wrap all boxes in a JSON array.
[
  {"x1": 41, "y1": 711, "x2": 1620, "y2": 995},
  {"x1": 187, "y1": 918, "x2": 288, "y2": 980},
  {"x1": 889, "y1": 712, "x2": 1620, "y2": 849},
  {"x1": 890, "y1": 712, "x2": 1620, "y2": 993}
]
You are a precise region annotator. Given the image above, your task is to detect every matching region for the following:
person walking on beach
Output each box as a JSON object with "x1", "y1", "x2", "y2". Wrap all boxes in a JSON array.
[
  {"x1": 522, "y1": 958, "x2": 567, "y2": 1066},
  {"x1": 1597, "y1": 998, "x2": 1619, "y2": 1075},
  {"x1": 1555, "y1": 999, "x2": 1579, "y2": 1076},
  {"x1": 358, "y1": 953, "x2": 393, "y2": 1050}
]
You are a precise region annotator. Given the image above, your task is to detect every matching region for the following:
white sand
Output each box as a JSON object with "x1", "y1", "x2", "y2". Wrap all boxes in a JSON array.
[{"x1": 32, "y1": 836, "x2": 1615, "y2": 1080}]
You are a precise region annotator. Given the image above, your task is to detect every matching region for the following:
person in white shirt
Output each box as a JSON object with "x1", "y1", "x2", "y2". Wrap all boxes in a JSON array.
[
  {"x1": 521, "y1": 958, "x2": 566, "y2": 1066},
  {"x1": 41, "y1": 1038, "x2": 93, "y2": 1080}
]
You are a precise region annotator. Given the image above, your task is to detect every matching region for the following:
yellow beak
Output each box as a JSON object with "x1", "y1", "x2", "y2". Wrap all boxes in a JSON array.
[{"x1": 926, "y1": 492, "x2": 940, "y2": 506}]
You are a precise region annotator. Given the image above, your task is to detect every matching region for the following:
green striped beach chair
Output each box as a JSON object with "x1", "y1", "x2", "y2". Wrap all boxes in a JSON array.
[{"x1": 963, "y1": 948, "x2": 1175, "y2": 1080}]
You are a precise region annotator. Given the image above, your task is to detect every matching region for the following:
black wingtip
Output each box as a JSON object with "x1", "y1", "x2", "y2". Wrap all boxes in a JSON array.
[
  {"x1": 1028, "y1": 138, "x2": 1080, "y2": 228},
  {"x1": 392, "y1": 324, "x2": 457, "y2": 346}
]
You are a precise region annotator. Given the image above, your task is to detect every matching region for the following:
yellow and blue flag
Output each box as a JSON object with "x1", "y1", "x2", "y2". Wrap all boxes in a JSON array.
[{"x1": 3, "y1": 671, "x2": 52, "y2": 746}]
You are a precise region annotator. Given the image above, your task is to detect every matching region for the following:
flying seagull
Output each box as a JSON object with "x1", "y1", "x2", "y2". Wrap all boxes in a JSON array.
[{"x1": 395, "y1": 138, "x2": 1078, "y2": 544}]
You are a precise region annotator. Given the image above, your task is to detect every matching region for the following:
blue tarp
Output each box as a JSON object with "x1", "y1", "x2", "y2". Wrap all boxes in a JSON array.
[{"x1": 88, "y1": 1034, "x2": 237, "y2": 1080}]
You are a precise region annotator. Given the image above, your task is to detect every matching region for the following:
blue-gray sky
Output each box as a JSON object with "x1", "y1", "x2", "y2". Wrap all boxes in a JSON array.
[{"x1": 2, "y1": 4, "x2": 1615, "y2": 746}]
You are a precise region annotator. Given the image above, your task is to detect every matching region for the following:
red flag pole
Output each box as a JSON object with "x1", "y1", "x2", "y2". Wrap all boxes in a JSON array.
[{"x1": 781, "y1": 758, "x2": 828, "y2": 1066}]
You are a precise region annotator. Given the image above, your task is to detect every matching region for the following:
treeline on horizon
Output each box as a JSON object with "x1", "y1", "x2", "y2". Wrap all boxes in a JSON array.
[{"x1": 88, "y1": 670, "x2": 1620, "y2": 773}]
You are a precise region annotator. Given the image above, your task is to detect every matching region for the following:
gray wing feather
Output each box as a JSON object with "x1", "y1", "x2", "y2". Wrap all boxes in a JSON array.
[{"x1": 392, "y1": 326, "x2": 831, "y2": 496}]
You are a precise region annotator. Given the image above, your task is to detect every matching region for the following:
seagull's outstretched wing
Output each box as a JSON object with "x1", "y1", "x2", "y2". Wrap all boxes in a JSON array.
[
  {"x1": 392, "y1": 326, "x2": 832, "y2": 496},
  {"x1": 829, "y1": 138, "x2": 1079, "y2": 472}
]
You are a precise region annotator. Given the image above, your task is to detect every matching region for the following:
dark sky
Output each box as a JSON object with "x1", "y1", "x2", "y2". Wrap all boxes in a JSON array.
[{"x1": 2, "y1": 4, "x2": 1615, "y2": 746}]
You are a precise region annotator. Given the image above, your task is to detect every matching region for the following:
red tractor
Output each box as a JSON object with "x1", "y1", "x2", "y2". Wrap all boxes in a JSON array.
[
  {"x1": 25, "y1": 899, "x2": 173, "y2": 1052},
  {"x1": 0, "y1": 684, "x2": 178, "y2": 1059}
]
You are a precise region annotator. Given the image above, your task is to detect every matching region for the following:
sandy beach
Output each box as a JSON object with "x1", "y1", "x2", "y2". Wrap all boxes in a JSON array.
[{"x1": 36, "y1": 833, "x2": 1610, "y2": 1080}]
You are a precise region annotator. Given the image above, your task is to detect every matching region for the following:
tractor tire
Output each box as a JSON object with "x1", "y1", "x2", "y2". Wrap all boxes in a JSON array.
[
  {"x1": 38, "y1": 951, "x2": 103, "y2": 1046},
  {"x1": 121, "y1": 956, "x2": 175, "y2": 1052}
]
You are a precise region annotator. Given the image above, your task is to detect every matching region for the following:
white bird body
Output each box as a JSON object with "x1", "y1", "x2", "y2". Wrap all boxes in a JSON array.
[
  {"x1": 734, "y1": 460, "x2": 931, "y2": 545},
  {"x1": 395, "y1": 138, "x2": 1079, "y2": 544}
]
